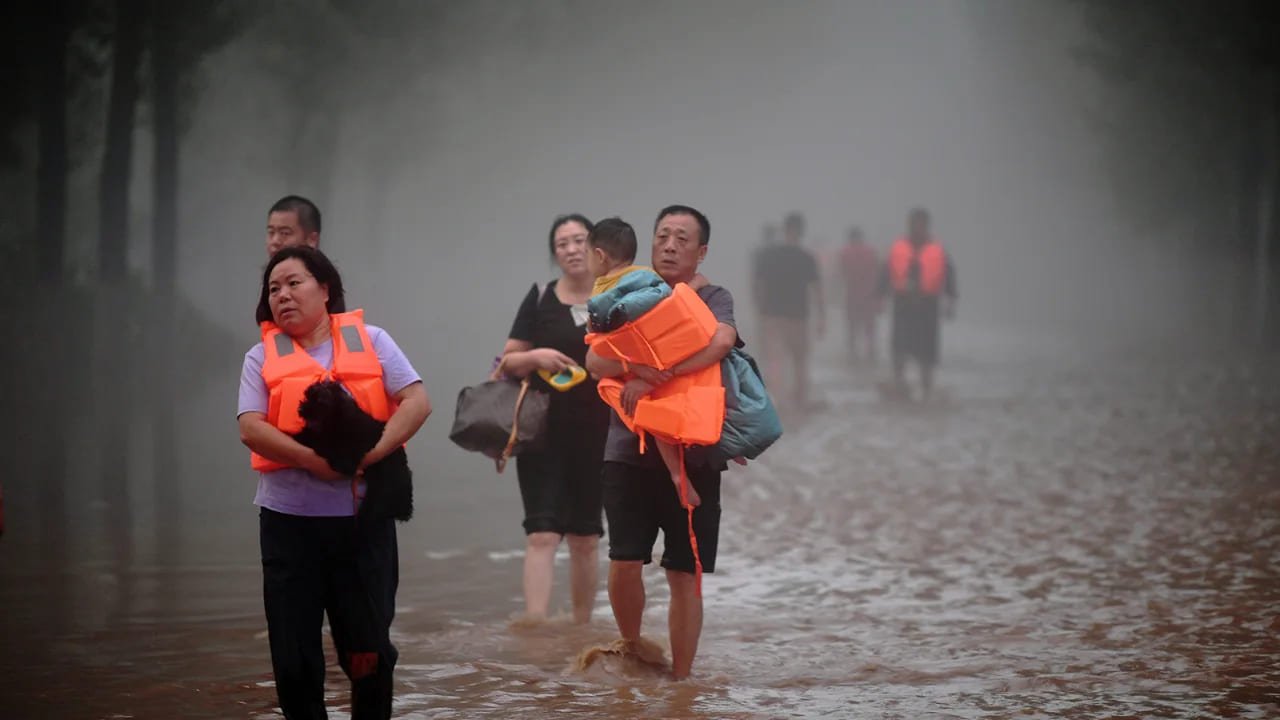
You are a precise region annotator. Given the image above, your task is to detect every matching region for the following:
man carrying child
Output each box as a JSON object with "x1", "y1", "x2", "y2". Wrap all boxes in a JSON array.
[
  {"x1": 585, "y1": 205, "x2": 740, "y2": 680},
  {"x1": 584, "y1": 217, "x2": 710, "y2": 507}
]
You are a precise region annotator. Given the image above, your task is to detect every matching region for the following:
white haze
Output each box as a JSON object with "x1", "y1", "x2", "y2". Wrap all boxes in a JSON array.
[{"x1": 67, "y1": 0, "x2": 1206, "y2": 548}]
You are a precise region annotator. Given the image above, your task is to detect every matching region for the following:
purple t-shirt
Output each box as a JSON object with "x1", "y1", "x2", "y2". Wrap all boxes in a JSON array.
[{"x1": 237, "y1": 324, "x2": 421, "y2": 517}]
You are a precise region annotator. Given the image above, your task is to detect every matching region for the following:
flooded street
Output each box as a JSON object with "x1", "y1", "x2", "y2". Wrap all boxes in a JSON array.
[{"x1": 3, "y1": 321, "x2": 1278, "y2": 718}]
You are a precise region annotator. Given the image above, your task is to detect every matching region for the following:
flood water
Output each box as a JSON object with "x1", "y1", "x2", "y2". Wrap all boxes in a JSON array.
[{"x1": 2, "y1": 320, "x2": 1278, "y2": 718}]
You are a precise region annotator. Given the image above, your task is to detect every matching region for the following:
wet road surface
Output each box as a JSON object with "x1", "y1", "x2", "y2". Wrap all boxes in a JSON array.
[{"x1": 2, "y1": 321, "x2": 1277, "y2": 718}]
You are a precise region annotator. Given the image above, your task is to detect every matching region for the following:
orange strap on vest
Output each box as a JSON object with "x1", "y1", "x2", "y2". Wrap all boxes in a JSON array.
[
  {"x1": 888, "y1": 238, "x2": 946, "y2": 296},
  {"x1": 678, "y1": 445, "x2": 704, "y2": 597},
  {"x1": 250, "y1": 310, "x2": 393, "y2": 473}
]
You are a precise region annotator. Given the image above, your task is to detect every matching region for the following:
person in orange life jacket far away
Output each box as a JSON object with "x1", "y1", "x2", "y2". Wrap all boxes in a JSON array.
[
  {"x1": 587, "y1": 205, "x2": 741, "y2": 680},
  {"x1": 878, "y1": 207, "x2": 957, "y2": 401},
  {"x1": 265, "y1": 194, "x2": 322, "y2": 257},
  {"x1": 237, "y1": 246, "x2": 430, "y2": 719}
]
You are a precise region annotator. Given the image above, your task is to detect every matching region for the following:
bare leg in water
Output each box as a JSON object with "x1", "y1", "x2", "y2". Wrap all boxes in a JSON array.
[
  {"x1": 656, "y1": 440, "x2": 700, "y2": 508},
  {"x1": 609, "y1": 560, "x2": 645, "y2": 644},
  {"x1": 566, "y1": 534, "x2": 599, "y2": 624},
  {"x1": 522, "y1": 531, "x2": 560, "y2": 619},
  {"x1": 666, "y1": 569, "x2": 703, "y2": 679},
  {"x1": 920, "y1": 362, "x2": 935, "y2": 402}
]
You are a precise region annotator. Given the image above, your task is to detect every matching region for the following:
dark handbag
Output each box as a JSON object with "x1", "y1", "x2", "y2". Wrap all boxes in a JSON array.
[{"x1": 449, "y1": 358, "x2": 550, "y2": 472}]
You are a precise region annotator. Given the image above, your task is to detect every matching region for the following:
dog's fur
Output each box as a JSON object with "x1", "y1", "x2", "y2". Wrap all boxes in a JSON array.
[{"x1": 293, "y1": 380, "x2": 413, "y2": 522}]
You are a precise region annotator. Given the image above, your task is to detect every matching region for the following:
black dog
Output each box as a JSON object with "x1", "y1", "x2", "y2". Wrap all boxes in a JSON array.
[{"x1": 294, "y1": 380, "x2": 413, "y2": 522}]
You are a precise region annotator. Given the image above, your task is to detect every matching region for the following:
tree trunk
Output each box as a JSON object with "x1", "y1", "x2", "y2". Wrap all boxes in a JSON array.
[
  {"x1": 150, "y1": 0, "x2": 180, "y2": 566},
  {"x1": 1254, "y1": 69, "x2": 1276, "y2": 346},
  {"x1": 99, "y1": 0, "x2": 144, "y2": 282},
  {"x1": 97, "y1": 0, "x2": 145, "y2": 587},
  {"x1": 33, "y1": 0, "x2": 74, "y2": 631},
  {"x1": 36, "y1": 0, "x2": 70, "y2": 285}
]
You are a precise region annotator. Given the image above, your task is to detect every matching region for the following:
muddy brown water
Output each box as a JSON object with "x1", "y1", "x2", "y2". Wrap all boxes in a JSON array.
[{"x1": 2, "y1": 323, "x2": 1278, "y2": 718}]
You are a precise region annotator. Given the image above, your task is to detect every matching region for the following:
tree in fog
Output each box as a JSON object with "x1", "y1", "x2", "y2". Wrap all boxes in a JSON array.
[{"x1": 1077, "y1": 0, "x2": 1280, "y2": 344}]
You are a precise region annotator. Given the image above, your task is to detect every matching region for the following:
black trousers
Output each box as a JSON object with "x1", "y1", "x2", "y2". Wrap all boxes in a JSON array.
[{"x1": 259, "y1": 508, "x2": 399, "y2": 719}]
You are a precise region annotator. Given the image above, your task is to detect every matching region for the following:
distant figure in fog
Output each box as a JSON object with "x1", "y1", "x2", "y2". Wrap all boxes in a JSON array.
[
  {"x1": 879, "y1": 208, "x2": 956, "y2": 400},
  {"x1": 265, "y1": 195, "x2": 322, "y2": 257},
  {"x1": 753, "y1": 212, "x2": 825, "y2": 412},
  {"x1": 840, "y1": 226, "x2": 881, "y2": 365},
  {"x1": 498, "y1": 214, "x2": 609, "y2": 624},
  {"x1": 237, "y1": 246, "x2": 431, "y2": 719},
  {"x1": 750, "y1": 223, "x2": 779, "y2": 322}
]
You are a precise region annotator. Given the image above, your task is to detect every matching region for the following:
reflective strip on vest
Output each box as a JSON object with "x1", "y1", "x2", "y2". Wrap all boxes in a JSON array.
[
  {"x1": 250, "y1": 310, "x2": 391, "y2": 473},
  {"x1": 339, "y1": 324, "x2": 365, "y2": 353}
]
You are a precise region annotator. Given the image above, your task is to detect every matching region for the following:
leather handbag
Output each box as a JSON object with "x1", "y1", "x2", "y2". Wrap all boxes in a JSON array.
[{"x1": 448, "y1": 356, "x2": 550, "y2": 472}]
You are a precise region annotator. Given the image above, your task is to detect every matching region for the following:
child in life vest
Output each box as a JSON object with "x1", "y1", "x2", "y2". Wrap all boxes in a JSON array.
[{"x1": 586, "y1": 217, "x2": 710, "y2": 508}]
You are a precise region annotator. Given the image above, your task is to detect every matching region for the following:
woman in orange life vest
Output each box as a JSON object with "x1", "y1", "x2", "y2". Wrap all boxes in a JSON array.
[
  {"x1": 497, "y1": 214, "x2": 611, "y2": 625},
  {"x1": 237, "y1": 246, "x2": 430, "y2": 719}
]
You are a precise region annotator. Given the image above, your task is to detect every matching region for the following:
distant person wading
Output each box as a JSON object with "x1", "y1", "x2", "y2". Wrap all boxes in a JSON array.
[
  {"x1": 753, "y1": 212, "x2": 825, "y2": 412},
  {"x1": 879, "y1": 207, "x2": 957, "y2": 401},
  {"x1": 840, "y1": 225, "x2": 882, "y2": 365}
]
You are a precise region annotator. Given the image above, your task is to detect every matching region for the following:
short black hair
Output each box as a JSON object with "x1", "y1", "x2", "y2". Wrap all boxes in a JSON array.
[
  {"x1": 909, "y1": 207, "x2": 931, "y2": 224},
  {"x1": 256, "y1": 246, "x2": 346, "y2": 324},
  {"x1": 784, "y1": 212, "x2": 805, "y2": 236},
  {"x1": 587, "y1": 217, "x2": 638, "y2": 263},
  {"x1": 547, "y1": 213, "x2": 594, "y2": 257},
  {"x1": 269, "y1": 195, "x2": 322, "y2": 235},
  {"x1": 653, "y1": 205, "x2": 711, "y2": 246}
]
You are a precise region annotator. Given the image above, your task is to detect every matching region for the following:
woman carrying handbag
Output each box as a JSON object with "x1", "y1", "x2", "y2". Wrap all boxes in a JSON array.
[{"x1": 496, "y1": 214, "x2": 610, "y2": 624}]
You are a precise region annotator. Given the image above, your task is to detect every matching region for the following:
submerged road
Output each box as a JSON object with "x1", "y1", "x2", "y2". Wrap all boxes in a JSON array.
[{"x1": 2, "y1": 320, "x2": 1277, "y2": 718}]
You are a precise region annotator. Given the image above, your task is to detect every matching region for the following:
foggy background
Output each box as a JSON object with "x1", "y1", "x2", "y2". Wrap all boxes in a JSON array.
[
  {"x1": 3, "y1": 0, "x2": 1275, "y2": 591},
  {"x1": 3, "y1": 0, "x2": 1275, "y2": 583},
  {"x1": 2, "y1": 1, "x2": 1278, "y2": 715}
]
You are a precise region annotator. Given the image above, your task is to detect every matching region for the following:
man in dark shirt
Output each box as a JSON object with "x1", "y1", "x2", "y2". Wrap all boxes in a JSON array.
[
  {"x1": 585, "y1": 204, "x2": 739, "y2": 680},
  {"x1": 753, "y1": 212, "x2": 825, "y2": 411}
]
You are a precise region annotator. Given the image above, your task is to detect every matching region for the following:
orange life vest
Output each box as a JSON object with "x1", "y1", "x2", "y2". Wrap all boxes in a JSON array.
[
  {"x1": 888, "y1": 237, "x2": 946, "y2": 296},
  {"x1": 597, "y1": 363, "x2": 725, "y2": 448},
  {"x1": 585, "y1": 283, "x2": 719, "y2": 371},
  {"x1": 587, "y1": 283, "x2": 725, "y2": 447},
  {"x1": 250, "y1": 310, "x2": 393, "y2": 472}
]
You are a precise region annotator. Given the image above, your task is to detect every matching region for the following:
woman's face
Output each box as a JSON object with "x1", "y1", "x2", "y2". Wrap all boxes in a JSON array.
[
  {"x1": 268, "y1": 258, "x2": 330, "y2": 335},
  {"x1": 552, "y1": 220, "x2": 590, "y2": 279}
]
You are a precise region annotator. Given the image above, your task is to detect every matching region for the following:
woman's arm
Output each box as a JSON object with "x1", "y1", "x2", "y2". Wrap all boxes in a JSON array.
[
  {"x1": 499, "y1": 338, "x2": 574, "y2": 378},
  {"x1": 238, "y1": 412, "x2": 344, "y2": 481},
  {"x1": 360, "y1": 381, "x2": 431, "y2": 469}
]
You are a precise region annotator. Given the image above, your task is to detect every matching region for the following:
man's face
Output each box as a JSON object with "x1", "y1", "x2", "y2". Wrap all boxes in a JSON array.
[
  {"x1": 266, "y1": 210, "x2": 318, "y2": 257},
  {"x1": 908, "y1": 214, "x2": 930, "y2": 242},
  {"x1": 652, "y1": 212, "x2": 706, "y2": 285}
]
